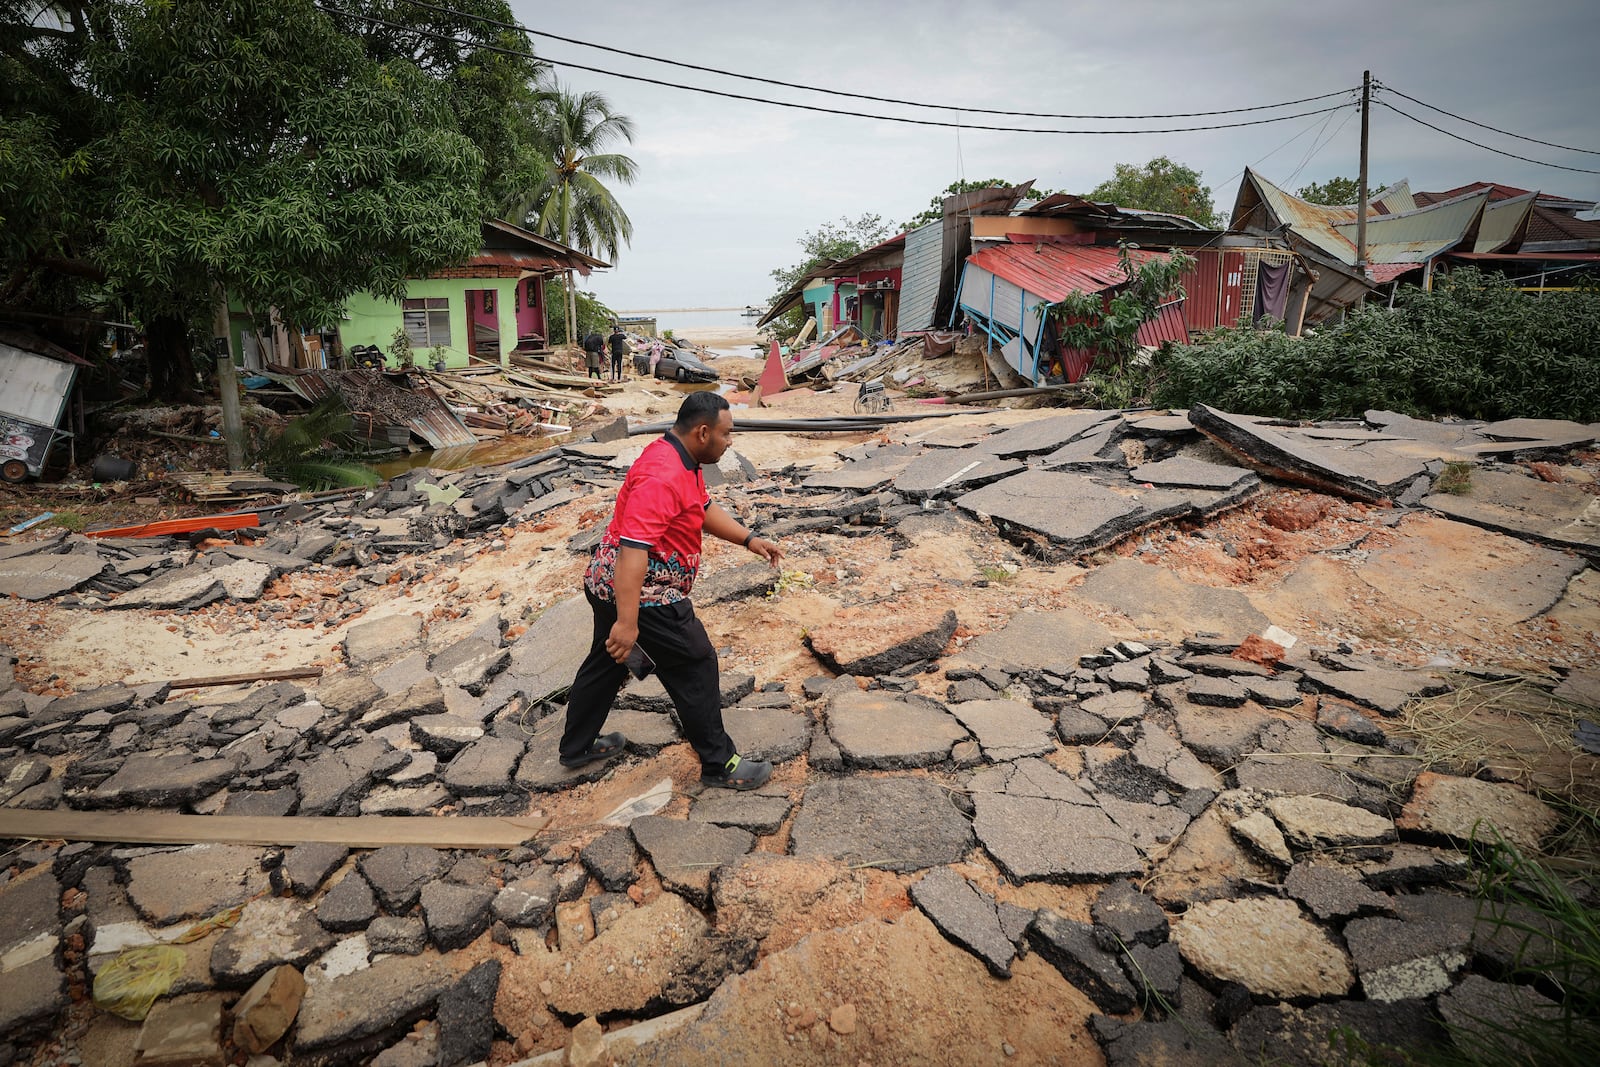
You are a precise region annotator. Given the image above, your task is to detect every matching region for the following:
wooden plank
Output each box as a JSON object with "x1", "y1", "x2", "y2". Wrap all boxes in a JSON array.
[
  {"x1": 0, "y1": 810, "x2": 549, "y2": 849},
  {"x1": 161, "y1": 666, "x2": 325, "y2": 691}
]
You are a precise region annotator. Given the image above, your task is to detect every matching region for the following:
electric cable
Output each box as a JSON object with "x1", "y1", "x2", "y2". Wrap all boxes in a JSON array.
[
  {"x1": 1378, "y1": 82, "x2": 1600, "y2": 156},
  {"x1": 316, "y1": 3, "x2": 1353, "y2": 135},
  {"x1": 1374, "y1": 101, "x2": 1600, "y2": 175},
  {"x1": 1281, "y1": 105, "x2": 1360, "y2": 190},
  {"x1": 390, "y1": 0, "x2": 1360, "y2": 121}
]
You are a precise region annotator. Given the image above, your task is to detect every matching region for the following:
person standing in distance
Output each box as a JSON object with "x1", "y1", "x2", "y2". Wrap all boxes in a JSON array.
[
  {"x1": 606, "y1": 323, "x2": 631, "y2": 382},
  {"x1": 560, "y1": 392, "x2": 782, "y2": 789},
  {"x1": 582, "y1": 328, "x2": 605, "y2": 380}
]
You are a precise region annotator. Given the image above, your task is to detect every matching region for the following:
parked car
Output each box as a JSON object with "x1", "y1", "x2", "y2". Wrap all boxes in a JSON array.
[{"x1": 654, "y1": 350, "x2": 719, "y2": 383}]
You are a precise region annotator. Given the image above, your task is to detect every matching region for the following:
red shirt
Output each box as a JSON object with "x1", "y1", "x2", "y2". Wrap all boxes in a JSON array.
[{"x1": 584, "y1": 433, "x2": 710, "y2": 606}]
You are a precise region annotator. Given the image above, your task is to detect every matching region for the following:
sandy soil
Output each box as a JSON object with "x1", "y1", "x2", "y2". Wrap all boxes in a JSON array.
[{"x1": 5, "y1": 375, "x2": 1598, "y2": 1065}]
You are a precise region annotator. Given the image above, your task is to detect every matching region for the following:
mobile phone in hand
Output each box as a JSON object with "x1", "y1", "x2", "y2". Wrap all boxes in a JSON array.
[{"x1": 625, "y1": 644, "x2": 656, "y2": 681}]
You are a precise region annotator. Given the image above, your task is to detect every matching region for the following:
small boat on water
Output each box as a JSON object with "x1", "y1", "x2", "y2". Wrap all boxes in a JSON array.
[{"x1": 740, "y1": 306, "x2": 764, "y2": 317}]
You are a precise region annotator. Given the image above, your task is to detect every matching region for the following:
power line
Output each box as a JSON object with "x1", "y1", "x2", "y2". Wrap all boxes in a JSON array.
[
  {"x1": 392, "y1": 0, "x2": 1360, "y2": 121},
  {"x1": 1374, "y1": 101, "x2": 1600, "y2": 175},
  {"x1": 1378, "y1": 83, "x2": 1600, "y2": 156},
  {"x1": 1282, "y1": 105, "x2": 1360, "y2": 190},
  {"x1": 316, "y1": 3, "x2": 1354, "y2": 135}
]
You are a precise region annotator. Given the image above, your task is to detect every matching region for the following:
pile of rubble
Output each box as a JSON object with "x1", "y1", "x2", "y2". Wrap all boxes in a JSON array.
[{"x1": 0, "y1": 402, "x2": 1596, "y2": 1065}]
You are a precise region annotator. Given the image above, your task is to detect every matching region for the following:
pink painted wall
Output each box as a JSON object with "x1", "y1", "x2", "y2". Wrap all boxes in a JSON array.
[{"x1": 516, "y1": 278, "x2": 546, "y2": 342}]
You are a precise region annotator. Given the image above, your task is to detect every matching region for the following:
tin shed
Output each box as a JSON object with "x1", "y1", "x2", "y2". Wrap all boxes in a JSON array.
[{"x1": 0, "y1": 331, "x2": 90, "y2": 482}]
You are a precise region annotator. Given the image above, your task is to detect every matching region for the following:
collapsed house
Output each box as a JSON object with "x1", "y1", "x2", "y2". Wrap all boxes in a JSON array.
[{"x1": 1228, "y1": 169, "x2": 1600, "y2": 303}]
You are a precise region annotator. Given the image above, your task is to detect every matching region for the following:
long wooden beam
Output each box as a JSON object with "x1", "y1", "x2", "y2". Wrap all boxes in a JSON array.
[
  {"x1": 159, "y1": 666, "x2": 325, "y2": 691},
  {"x1": 0, "y1": 811, "x2": 548, "y2": 849}
]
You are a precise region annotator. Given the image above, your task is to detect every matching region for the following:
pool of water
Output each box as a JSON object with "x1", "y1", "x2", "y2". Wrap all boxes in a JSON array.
[{"x1": 367, "y1": 434, "x2": 564, "y2": 480}]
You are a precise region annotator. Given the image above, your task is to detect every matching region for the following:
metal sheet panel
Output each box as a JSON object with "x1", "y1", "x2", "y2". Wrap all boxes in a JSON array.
[
  {"x1": 1474, "y1": 192, "x2": 1537, "y2": 253},
  {"x1": 274, "y1": 370, "x2": 478, "y2": 449},
  {"x1": 0, "y1": 344, "x2": 76, "y2": 426},
  {"x1": 899, "y1": 222, "x2": 945, "y2": 331},
  {"x1": 965, "y1": 243, "x2": 1167, "y2": 303},
  {"x1": 1220, "y1": 251, "x2": 1246, "y2": 326},
  {"x1": 1332, "y1": 189, "x2": 1489, "y2": 262},
  {"x1": 1184, "y1": 249, "x2": 1221, "y2": 331},
  {"x1": 1135, "y1": 300, "x2": 1189, "y2": 347}
]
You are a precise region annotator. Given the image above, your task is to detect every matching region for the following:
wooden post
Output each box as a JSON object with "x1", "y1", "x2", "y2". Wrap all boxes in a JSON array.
[{"x1": 1356, "y1": 70, "x2": 1370, "y2": 271}]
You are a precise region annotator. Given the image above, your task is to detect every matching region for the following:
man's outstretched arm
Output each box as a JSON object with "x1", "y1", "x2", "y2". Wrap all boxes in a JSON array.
[{"x1": 704, "y1": 503, "x2": 783, "y2": 567}]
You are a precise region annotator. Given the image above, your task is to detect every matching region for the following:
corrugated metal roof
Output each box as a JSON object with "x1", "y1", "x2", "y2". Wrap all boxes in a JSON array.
[
  {"x1": 898, "y1": 222, "x2": 945, "y2": 331},
  {"x1": 1331, "y1": 189, "x2": 1489, "y2": 263},
  {"x1": 481, "y1": 219, "x2": 609, "y2": 270},
  {"x1": 1135, "y1": 300, "x2": 1189, "y2": 347},
  {"x1": 1474, "y1": 191, "x2": 1537, "y2": 252},
  {"x1": 965, "y1": 242, "x2": 1167, "y2": 303},
  {"x1": 277, "y1": 370, "x2": 478, "y2": 449},
  {"x1": 1369, "y1": 179, "x2": 1416, "y2": 214}
]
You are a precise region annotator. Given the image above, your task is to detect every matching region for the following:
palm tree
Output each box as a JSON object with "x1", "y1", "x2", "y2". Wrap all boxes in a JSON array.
[{"x1": 525, "y1": 80, "x2": 638, "y2": 263}]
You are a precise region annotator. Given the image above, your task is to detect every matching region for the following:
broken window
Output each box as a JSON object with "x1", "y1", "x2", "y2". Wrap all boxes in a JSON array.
[{"x1": 402, "y1": 298, "x2": 451, "y2": 347}]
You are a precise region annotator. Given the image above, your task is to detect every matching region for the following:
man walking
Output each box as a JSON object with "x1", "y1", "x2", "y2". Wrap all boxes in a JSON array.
[
  {"x1": 582, "y1": 328, "x2": 605, "y2": 380},
  {"x1": 561, "y1": 392, "x2": 782, "y2": 790},
  {"x1": 607, "y1": 323, "x2": 630, "y2": 382}
]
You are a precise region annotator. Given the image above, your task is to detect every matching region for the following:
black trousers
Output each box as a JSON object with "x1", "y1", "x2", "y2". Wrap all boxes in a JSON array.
[
  {"x1": 610, "y1": 354, "x2": 624, "y2": 378},
  {"x1": 561, "y1": 591, "x2": 735, "y2": 773}
]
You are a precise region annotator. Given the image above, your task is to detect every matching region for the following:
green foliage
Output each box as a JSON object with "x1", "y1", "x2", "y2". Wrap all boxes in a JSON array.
[
  {"x1": 1, "y1": 0, "x2": 549, "y2": 399},
  {"x1": 767, "y1": 213, "x2": 891, "y2": 336},
  {"x1": 898, "y1": 178, "x2": 1047, "y2": 231},
  {"x1": 50, "y1": 511, "x2": 87, "y2": 531},
  {"x1": 1151, "y1": 268, "x2": 1600, "y2": 421},
  {"x1": 1089, "y1": 156, "x2": 1220, "y2": 226},
  {"x1": 1295, "y1": 176, "x2": 1373, "y2": 206},
  {"x1": 1039, "y1": 243, "x2": 1197, "y2": 406},
  {"x1": 540, "y1": 276, "x2": 615, "y2": 346},
  {"x1": 251, "y1": 396, "x2": 380, "y2": 490},
  {"x1": 1421, "y1": 829, "x2": 1600, "y2": 1067},
  {"x1": 1436, "y1": 461, "x2": 1473, "y2": 495},
  {"x1": 521, "y1": 77, "x2": 636, "y2": 262},
  {"x1": 388, "y1": 328, "x2": 414, "y2": 369}
]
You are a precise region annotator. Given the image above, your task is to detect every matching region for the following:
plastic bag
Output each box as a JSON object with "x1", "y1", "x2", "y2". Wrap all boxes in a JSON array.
[{"x1": 92, "y1": 944, "x2": 186, "y2": 1021}]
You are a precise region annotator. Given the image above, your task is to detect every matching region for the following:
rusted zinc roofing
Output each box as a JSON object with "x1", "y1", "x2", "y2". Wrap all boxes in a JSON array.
[
  {"x1": 478, "y1": 219, "x2": 610, "y2": 273},
  {"x1": 276, "y1": 370, "x2": 478, "y2": 449},
  {"x1": 967, "y1": 240, "x2": 1167, "y2": 303},
  {"x1": 1232, "y1": 169, "x2": 1522, "y2": 280},
  {"x1": 1331, "y1": 188, "x2": 1490, "y2": 263}
]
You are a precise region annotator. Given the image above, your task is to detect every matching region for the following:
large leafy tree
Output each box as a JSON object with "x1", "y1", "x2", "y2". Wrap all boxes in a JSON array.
[
  {"x1": 1090, "y1": 156, "x2": 1220, "y2": 227},
  {"x1": 1, "y1": 0, "x2": 547, "y2": 400},
  {"x1": 1295, "y1": 176, "x2": 1389, "y2": 206},
  {"x1": 523, "y1": 80, "x2": 637, "y2": 262},
  {"x1": 765, "y1": 213, "x2": 892, "y2": 336}
]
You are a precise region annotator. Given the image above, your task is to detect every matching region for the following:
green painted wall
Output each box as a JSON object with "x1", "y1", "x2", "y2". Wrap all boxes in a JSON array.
[{"x1": 228, "y1": 276, "x2": 519, "y2": 371}]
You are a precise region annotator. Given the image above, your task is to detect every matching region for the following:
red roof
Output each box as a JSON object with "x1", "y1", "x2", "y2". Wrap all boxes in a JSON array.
[
  {"x1": 969, "y1": 240, "x2": 1168, "y2": 302},
  {"x1": 1524, "y1": 207, "x2": 1600, "y2": 246},
  {"x1": 1366, "y1": 263, "x2": 1422, "y2": 283},
  {"x1": 1416, "y1": 182, "x2": 1534, "y2": 205}
]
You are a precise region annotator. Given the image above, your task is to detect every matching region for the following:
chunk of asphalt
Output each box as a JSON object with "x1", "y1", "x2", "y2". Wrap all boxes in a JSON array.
[{"x1": 909, "y1": 867, "x2": 1017, "y2": 978}]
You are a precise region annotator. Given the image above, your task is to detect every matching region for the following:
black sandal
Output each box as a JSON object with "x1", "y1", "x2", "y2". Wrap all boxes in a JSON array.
[
  {"x1": 700, "y1": 754, "x2": 773, "y2": 791},
  {"x1": 560, "y1": 732, "x2": 627, "y2": 768}
]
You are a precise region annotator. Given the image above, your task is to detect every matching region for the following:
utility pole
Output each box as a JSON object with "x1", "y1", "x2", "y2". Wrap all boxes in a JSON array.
[{"x1": 1356, "y1": 69, "x2": 1370, "y2": 271}]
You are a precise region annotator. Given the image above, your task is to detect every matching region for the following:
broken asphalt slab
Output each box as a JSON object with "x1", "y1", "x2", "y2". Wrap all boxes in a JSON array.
[
  {"x1": 1189, "y1": 404, "x2": 1427, "y2": 502},
  {"x1": 1422, "y1": 467, "x2": 1600, "y2": 558},
  {"x1": 789, "y1": 777, "x2": 973, "y2": 872}
]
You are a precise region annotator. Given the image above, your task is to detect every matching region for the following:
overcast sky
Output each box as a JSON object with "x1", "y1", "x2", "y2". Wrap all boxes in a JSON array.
[{"x1": 504, "y1": 0, "x2": 1600, "y2": 312}]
